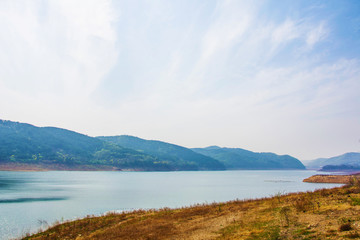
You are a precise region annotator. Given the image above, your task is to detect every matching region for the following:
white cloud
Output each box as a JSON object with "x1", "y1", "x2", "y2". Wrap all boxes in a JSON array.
[
  {"x1": 183, "y1": 0, "x2": 256, "y2": 94},
  {"x1": 0, "y1": 0, "x2": 118, "y2": 100},
  {"x1": 271, "y1": 19, "x2": 300, "y2": 45},
  {"x1": 306, "y1": 21, "x2": 328, "y2": 48},
  {"x1": 0, "y1": 1, "x2": 358, "y2": 160},
  {"x1": 250, "y1": 59, "x2": 360, "y2": 115}
]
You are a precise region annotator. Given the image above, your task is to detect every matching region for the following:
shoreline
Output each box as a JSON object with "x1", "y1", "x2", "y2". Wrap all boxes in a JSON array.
[
  {"x1": 0, "y1": 163, "x2": 309, "y2": 172},
  {"x1": 303, "y1": 173, "x2": 360, "y2": 184},
  {"x1": 1, "y1": 170, "x2": 334, "y2": 240},
  {"x1": 23, "y1": 182, "x2": 360, "y2": 240},
  {"x1": 0, "y1": 163, "x2": 125, "y2": 172}
]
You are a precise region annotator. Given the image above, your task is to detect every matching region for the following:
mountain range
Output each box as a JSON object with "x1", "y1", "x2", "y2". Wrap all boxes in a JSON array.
[
  {"x1": 0, "y1": 119, "x2": 307, "y2": 171},
  {"x1": 192, "y1": 146, "x2": 305, "y2": 170},
  {"x1": 0, "y1": 120, "x2": 163, "y2": 170},
  {"x1": 305, "y1": 152, "x2": 360, "y2": 170},
  {"x1": 98, "y1": 135, "x2": 225, "y2": 170}
]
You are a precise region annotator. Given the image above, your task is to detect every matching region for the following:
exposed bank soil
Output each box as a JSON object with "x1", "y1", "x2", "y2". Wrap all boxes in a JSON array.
[
  {"x1": 0, "y1": 163, "x2": 120, "y2": 171},
  {"x1": 303, "y1": 173, "x2": 360, "y2": 184}
]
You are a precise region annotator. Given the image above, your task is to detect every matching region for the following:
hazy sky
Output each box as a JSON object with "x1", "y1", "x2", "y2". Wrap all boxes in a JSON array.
[{"x1": 1, "y1": 0, "x2": 359, "y2": 160}]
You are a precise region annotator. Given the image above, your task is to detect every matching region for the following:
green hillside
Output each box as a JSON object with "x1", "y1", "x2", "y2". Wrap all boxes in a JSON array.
[
  {"x1": 192, "y1": 146, "x2": 305, "y2": 170},
  {"x1": 0, "y1": 120, "x2": 305, "y2": 171},
  {"x1": 0, "y1": 120, "x2": 225, "y2": 171},
  {"x1": 97, "y1": 136, "x2": 226, "y2": 170},
  {"x1": 0, "y1": 120, "x2": 171, "y2": 170}
]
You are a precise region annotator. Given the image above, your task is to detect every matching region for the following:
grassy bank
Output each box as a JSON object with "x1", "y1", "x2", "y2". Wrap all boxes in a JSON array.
[{"x1": 23, "y1": 180, "x2": 360, "y2": 240}]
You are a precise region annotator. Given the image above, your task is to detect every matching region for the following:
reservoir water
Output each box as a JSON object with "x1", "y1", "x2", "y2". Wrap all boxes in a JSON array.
[{"x1": 0, "y1": 170, "x2": 342, "y2": 239}]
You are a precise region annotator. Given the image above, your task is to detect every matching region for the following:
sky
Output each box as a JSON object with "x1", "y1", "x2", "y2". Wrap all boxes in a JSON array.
[{"x1": 0, "y1": 0, "x2": 359, "y2": 160}]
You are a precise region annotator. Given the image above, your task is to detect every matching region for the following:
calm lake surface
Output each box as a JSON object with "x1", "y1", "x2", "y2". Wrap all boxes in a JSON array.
[{"x1": 0, "y1": 170, "x2": 342, "y2": 239}]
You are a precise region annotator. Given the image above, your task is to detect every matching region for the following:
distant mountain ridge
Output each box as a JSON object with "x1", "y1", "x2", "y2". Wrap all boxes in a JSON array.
[
  {"x1": 192, "y1": 146, "x2": 305, "y2": 170},
  {"x1": 0, "y1": 120, "x2": 163, "y2": 170},
  {"x1": 0, "y1": 120, "x2": 224, "y2": 171},
  {"x1": 97, "y1": 136, "x2": 225, "y2": 171},
  {"x1": 306, "y1": 152, "x2": 360, "y2": 169},
  {"x1": 320, "y1": 164, "x2": 360, "y2": 171},
  {"x1": 0, "y1": 119, "x2": 306, "y2": 171}
]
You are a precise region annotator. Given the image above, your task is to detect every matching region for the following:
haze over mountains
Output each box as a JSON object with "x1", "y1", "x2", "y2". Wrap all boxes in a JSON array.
[
  {"x1": 305, "y1": 152, "x2": 360, "y2": 170},
  {"x1": 0, "y1": 119, "x2": 338, "y2": 171}
]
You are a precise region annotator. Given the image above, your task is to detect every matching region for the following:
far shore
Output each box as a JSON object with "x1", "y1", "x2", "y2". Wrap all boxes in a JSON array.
[
  {"x1": 0, "y1": 163, "x2": 309, "y2": 172},
  {"x1": 0, "y1": 163, "x2": 123, "y2": 172},
  {"x1": 303, "y1": 173, "x2": 360, "y2": 184},
  {"x1": 4, "y1": 163, "x2": 360, "y2": 174}
]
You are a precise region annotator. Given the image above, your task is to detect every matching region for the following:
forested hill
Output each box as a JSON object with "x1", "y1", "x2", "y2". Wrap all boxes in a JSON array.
[
  {"x1": 0, "y1": 120, "x2": 225, "y2": 171},
  {"x1": 97, "y1": 136, "x2": 226, "y2": 170},
  {"x1": 0, "y1": 119, "x2": 304, "y2": 171},
  {"x1": 0, "y1": 120, "x2": 159, "y2": 170},
  {"x1": 192, "y1": 146, "x2": 305, "y2": 170}
]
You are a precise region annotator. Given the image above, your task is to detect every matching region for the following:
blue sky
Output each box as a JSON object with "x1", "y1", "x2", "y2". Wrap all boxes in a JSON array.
[{"x1": 0, "y1": 0, "x2": 359, "y2": 160}]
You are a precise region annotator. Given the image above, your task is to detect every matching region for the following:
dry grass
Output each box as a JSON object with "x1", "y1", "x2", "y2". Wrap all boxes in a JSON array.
[{"x1": 23, "y1": 182, "x2": 360, "y2": 240}]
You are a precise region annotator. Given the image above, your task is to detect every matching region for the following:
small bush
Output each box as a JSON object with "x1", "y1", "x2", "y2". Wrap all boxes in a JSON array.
[
  {"x1": 350, "y1": 197, "x2": 360, "y2": 206},
  {"x1": 349, "y1": 177, "x2": 360, "y2": 187},
  {"x1": 347, "y1": 232, "x2": 360, "y2": 239},
  {"x1": 339, "y1": 223, "x2": 352, "y2": 232},
  {"x1": 292, "y1": 196, "x2": 315, "y2": 212}
]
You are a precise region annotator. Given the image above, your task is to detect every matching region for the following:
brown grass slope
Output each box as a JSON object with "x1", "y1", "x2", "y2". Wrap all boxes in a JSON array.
[{"x1": 24, "y1": 180, "x2": 360, "y2": 240}]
